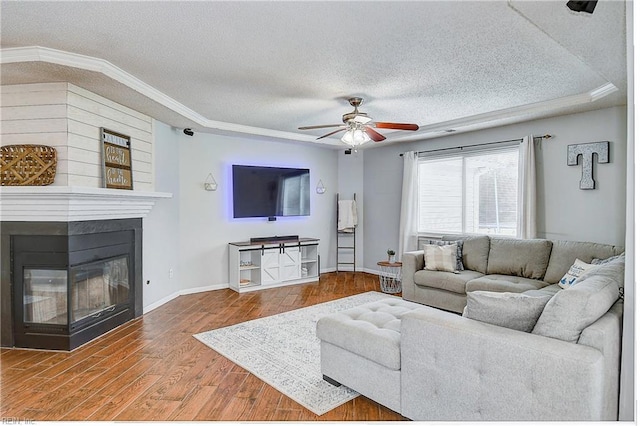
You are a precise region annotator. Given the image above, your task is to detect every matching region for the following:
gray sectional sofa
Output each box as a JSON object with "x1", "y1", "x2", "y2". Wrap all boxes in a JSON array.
[
  {"x1": 402, "y1": 235, "x2": 624, "y2": 313},
  {"x1": 316, "y1": 235, "x2": 625, "y2": 421}
]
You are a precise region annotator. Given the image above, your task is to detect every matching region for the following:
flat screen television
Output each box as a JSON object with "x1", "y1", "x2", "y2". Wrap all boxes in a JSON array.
[{"x1": 232, "y1": 165, "x2": 310, "y2": 218}]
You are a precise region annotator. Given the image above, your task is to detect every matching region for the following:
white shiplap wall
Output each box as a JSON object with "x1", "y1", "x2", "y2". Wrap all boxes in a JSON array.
[{"x1": 1, "y1": 83, "x2": 153, "y2": 190}]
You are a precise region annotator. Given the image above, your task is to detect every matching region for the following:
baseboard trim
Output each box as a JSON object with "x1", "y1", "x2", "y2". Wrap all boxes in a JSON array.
[
  {"x1": 143, "y1": 268, "x2": 385, "y2": 315},
  {"x1": 180, "y1": 283, "x2": 229, "y2": 295},
  {"x1": 323, "y1": 267, "x2": 372, "y2": 273},
  {"x1": 143, "y1": 282, "x2": 230, "y2": 314}
]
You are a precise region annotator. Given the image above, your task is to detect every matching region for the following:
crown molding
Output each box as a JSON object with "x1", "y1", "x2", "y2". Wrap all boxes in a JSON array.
[
  {"x1": 1, "y1": 46, "x2": 619, "y2": 147},
  {"x1": 389, "y1": 83, "x2": 619, "y2": 143},
  {"x1": 0, "y1": 46, "x2": 318, "y2": 143}
]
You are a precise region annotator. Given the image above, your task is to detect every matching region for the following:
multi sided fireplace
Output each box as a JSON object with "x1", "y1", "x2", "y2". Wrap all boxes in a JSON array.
[{"x1": 1, "y1": 219, "x2": 143, "y2": 351}]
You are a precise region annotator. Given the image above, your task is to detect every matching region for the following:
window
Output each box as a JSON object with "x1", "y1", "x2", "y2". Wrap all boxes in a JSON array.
[
  {"x1": 280, "y1": 172, "x2": 310, "y2": 216},
  {"x1": 418, "y1": 146, "x2": 519, "y2": 236}
]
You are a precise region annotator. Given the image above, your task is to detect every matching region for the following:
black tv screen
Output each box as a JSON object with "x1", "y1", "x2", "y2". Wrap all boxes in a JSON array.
[{"x1": 232, "y1": 165, "x2": 310, "y2": 218}]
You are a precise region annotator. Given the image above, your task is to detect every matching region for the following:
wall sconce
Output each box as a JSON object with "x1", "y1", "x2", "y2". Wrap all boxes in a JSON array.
[
  {"x1": 204, "y1": 173, "x2": 218, "y2": 191},
  {"x1": 316, "y1": 179, "x2": 326, "y2": 194}
]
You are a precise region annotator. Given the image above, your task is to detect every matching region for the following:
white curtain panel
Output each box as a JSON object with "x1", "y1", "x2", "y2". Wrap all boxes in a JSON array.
[
  {"x1": 517, "y1": 135, "x2": 537, "y2": 239},
  {"x1": 398, "y1": 151, "x2": 419, "y2": 258}
]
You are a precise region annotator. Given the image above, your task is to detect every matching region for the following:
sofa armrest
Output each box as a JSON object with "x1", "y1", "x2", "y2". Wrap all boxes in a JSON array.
[
  {"x1": 401, "y1": 250, "x2": 424, "y2": 300},
  {"x1": 401, "y1": 308, "x2": 611, "y2": 421},
  {"x1": 402, "y1": 250, "x2": 424, "y2": 272}
]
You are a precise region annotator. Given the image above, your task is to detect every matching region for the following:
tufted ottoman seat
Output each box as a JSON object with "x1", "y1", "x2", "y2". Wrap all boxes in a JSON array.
[{"x1": 316, "y1": 297, "x2": 427, "y2": 413}]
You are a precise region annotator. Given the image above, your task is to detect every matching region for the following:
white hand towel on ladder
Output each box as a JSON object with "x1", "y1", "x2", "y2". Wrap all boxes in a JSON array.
[{"x1": 338, "y1": 200, "x2": 358, "y2": 232}]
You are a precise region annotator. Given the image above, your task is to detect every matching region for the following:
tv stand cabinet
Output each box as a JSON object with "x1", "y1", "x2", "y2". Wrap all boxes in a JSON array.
[{"x1": 229, "y1": 237, "x2": 319, "y2": 293}]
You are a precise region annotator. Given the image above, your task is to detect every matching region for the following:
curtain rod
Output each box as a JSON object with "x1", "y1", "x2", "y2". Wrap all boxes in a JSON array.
[{"x1": 399, "y1": 134, "x2": 553, "y2": 156}]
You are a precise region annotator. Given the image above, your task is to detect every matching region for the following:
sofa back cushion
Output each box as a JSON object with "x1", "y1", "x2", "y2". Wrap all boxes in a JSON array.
[
  {"x1": 463, "y1": 290, "x2": 552, "y2": 332},
  {"x1": 443, "y1": 235, "x2": 490, "y2": 273},
  {"x1": 532, "y1": 273, "x2": 620, "y2": 343},
  {"x1": 543, "y1": 240, "x2": 622, "y2": 284},
  {"x1": 486, "y1": 238, "x2": 552, "y2": 280}
]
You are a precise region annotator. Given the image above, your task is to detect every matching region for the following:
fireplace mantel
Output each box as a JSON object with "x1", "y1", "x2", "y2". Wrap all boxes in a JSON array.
[{"x1": 0, "y1": 186, "x2": 172, "y2": 222}]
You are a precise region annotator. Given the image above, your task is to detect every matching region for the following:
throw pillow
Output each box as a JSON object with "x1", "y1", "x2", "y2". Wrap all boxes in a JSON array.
[
  {"x1": 579, "y1": 253, "x2": 625, "y2": 300},
  {"x1": 591, "y1": 252, "x2": 625, "y2": 265},
  {"x1": 579, "y1": 253, "x2": 625, "y2": 284},
  {"x1": 531, "y1": 273, "x2": 620, "y2": 343},
  {"x1": 463, "y1": 291, "x2": 552, "y2": 333},
  {"x1": 558, "y1": 259, "x2": 597, "y2": 289},
  {"x1": 424, "y1": 239, "x2": 464, "y2": 271},
  {"x1": 423, "y1": 244, "x2": 457, "y2": 273}
]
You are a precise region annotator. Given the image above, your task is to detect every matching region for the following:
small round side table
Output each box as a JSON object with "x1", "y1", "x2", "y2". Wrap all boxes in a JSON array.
[{"x1": 377, "y1": 261, "x2": 402, "y2": 294}]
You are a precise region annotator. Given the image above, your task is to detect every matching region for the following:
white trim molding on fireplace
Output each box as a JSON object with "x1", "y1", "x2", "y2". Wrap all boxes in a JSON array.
[{"x1": 0, "y1": 186, "x2": 172, "y2": 222}]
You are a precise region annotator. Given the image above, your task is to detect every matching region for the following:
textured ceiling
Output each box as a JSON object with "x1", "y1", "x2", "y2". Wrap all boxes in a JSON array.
[{"x1": 0, "y1": 1, "x2": 628, "y2": 147}]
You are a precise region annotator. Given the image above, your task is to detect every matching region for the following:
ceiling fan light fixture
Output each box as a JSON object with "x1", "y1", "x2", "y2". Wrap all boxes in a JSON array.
[{"x1": 341, "y1": 127, "x2": 370, "y2": 146}]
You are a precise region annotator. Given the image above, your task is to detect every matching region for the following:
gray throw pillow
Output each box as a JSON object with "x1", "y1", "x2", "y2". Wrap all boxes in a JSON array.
[
  {"x1": 425, "y1": 239, "x2": 464, "y2": 271},
  {"x1": 579, "y1": 253, "x2": 625, "y2": 286},
  {"x1": 531, "y1": 273, "x2": 620, "y2": 343},
  {"x1": 463, "y1": 291, "x2": 552, "y2": 333},
  {"x1": 591, "y1": 252, "x2": 625, "y2": 265}
]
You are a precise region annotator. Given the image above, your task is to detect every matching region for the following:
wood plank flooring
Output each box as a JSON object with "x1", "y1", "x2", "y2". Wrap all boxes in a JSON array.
[{"x1": 1, "y1": 272, "x2": 406, "y2": 421}]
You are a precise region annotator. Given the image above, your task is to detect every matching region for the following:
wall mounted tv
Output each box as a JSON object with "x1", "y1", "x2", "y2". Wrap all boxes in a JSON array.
[{"x1": 232, "y1": 165, "x2": 311, "y2": 218}]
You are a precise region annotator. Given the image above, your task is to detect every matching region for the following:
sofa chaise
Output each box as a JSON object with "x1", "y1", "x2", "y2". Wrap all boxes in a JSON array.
[{"x1": 316, "y1": 236, "x2": 625, "y2": 421}]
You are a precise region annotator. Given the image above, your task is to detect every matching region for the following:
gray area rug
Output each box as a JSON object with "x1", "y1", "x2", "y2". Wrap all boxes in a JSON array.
[{"x1": 193, "y1": 291, "x2": 393, "y2": 415}]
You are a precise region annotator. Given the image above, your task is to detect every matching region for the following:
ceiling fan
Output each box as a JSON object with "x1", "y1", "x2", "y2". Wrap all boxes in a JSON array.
[{"x1": 298, "y1": 97, "x2": 419, "y2": 146}]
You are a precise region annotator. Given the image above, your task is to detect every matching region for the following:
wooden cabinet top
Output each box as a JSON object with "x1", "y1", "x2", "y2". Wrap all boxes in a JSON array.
[{"x1": 229, "y1": 237, "x2": 319, "y2": 248}]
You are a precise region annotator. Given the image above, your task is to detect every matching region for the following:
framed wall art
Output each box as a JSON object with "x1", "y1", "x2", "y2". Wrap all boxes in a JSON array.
[{"x1": 101, "y1": 128, "x2": 133, "y2": 190}]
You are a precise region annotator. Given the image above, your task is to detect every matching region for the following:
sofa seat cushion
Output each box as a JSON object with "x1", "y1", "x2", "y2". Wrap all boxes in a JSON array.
[
  {"x1": 466, "y1": 274, "x2": 548, "y2": 294},
  {"x1": 486, "y1": 238, "x2": 552, "y2": 279},
  {"x1": 414, "y1": 269, "x2": 484, "y2": 294},
  {"x1": 316, "y1": 298, "x2": 426, "y2": 370}
]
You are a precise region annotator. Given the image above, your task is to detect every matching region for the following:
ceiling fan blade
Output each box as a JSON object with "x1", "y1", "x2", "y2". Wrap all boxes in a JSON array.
[
  {"x1": 316, "y1": 127, "x2": 347, "y2": 140},
  {"x1": 298, "y1": 124, "x2": 343, "y2": 130},
  {"x1": 373, "y1": 122, "x2": 419, "y2": 131},
  {"x1": 364, "y1": 126, "x2": 386, "y2": 142}
]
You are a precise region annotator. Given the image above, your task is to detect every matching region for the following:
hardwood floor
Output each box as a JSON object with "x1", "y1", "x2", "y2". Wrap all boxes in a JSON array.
[{"x1": 1, "y1": 272, "x2": 406, "y2": 421}]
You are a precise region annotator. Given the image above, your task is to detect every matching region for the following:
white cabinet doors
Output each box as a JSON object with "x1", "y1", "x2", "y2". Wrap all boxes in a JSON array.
[
  {"x1": 260, "y1": 249, "x2": 281, "y2": 284},
  {"x1": 280, "y1": 246, "x2": 301, "y2": 281},
  {"x1": 260, "y1": 245, "x2": 301, "y2": 284}
]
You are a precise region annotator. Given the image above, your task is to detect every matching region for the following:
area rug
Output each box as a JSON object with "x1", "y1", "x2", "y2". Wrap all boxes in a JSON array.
[{"x1": 193, "y1": 291, "x2": 394, "y2": 415}]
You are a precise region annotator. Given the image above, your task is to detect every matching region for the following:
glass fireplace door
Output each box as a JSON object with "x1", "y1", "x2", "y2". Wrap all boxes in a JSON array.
[
  {"x1": 70, "y1": 256, "x2": 130, "y2": 323},
  {"x1": 23, "y1": 269, "x2": 68, "y2": 325}
]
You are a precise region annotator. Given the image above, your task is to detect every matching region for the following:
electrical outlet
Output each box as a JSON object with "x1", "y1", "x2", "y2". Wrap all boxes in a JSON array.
[{"x1": 169, "y1": 268, "x2": 174, "y2": 279}]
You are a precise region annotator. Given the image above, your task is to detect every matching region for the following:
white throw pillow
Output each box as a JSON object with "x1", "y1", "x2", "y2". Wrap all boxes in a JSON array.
[
  {"x1": 558, "y1": 259, "x2": 597, "y2": 289},
  {"x1": 424, "y1": 240, "x2": 464, "y2": 271},
  {"x1": 423, "y1": 244, "x2": 457, "y2": 273}
]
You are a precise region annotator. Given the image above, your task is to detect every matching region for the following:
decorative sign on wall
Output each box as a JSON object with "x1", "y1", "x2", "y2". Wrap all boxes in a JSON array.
[
  {"x1": 567, "y1": 141, "x2": 609, "y2": 190},
  {"x1": 101, "y1": 128, "x2": 133, "y2": 190}
]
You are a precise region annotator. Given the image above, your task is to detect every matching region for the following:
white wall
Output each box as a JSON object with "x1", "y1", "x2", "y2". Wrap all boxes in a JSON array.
[
  {"x1": 362, "y1": 105, "x2": 628, "y2": 271},
  {"x1": 337, "y1": 149, "x2": 364, "y2": 270},
  {"x1": 142, "y1": 122, "x2": 181, "y2": 308},
  {"x1": 143, "y1": 105, "x2": 627, "y2": 305},
  {"x1": 1, "y1": 83, "x2": 153, "y2": 190},
  {"x1": 177, "y1": 132, "x2": 339, "y2": 289}
]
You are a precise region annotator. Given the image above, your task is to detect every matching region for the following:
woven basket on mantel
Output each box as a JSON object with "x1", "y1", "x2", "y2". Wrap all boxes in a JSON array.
[{"x1": 0, "y1": 144, "x2": 57, "y2": 186}]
